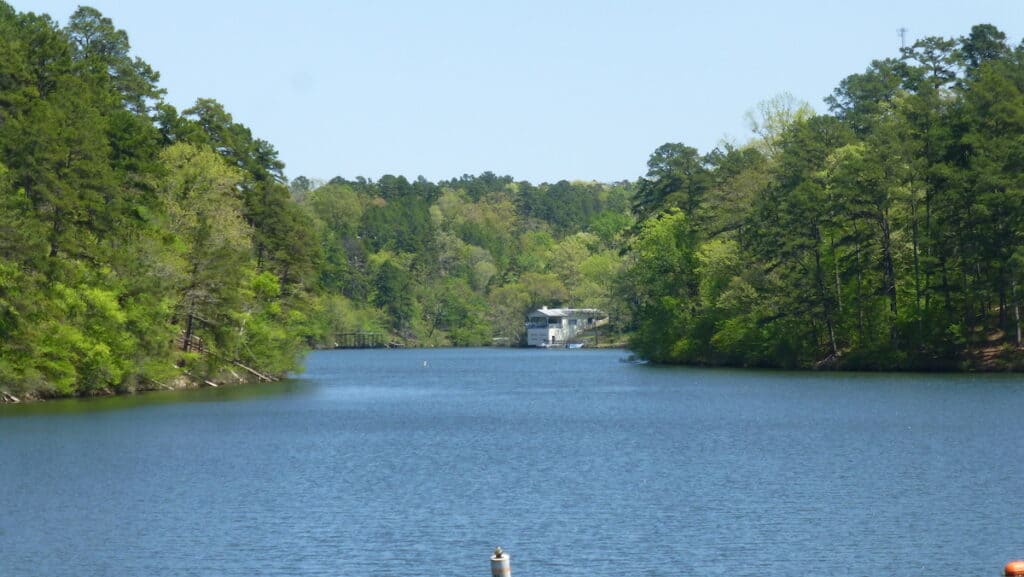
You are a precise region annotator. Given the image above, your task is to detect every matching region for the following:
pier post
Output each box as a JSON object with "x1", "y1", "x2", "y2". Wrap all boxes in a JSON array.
[{"x1": 490, "y1": 547, "x2": 511, "y2": 577}]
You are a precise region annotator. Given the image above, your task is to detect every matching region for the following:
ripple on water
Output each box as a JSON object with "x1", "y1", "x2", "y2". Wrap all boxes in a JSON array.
[{"x1": 1, "y1": 348, "x2": 1023, "y2": 577}]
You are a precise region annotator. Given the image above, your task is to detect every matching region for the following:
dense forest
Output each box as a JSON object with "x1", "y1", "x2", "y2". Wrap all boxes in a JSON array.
[
  {"x1": 625, "y1": 24, "x2": 1024, "y2": 370},
  {"x1": 1, "y1": 3, "x2": 1022, "y2": 400},
  {"x1": 0, "y1": 3, "x2": 325, "y2": 398},
  {"x1": 292, "y1": 172, "x2": 634, "y2": 349},
  {"x1": 0, "y1": 3, "x2": 633, "y2": 398}
]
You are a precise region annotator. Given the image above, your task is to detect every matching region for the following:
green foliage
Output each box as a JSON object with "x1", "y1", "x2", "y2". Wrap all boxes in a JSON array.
[
  {"x1": 588, "y1": 210, "x2": 633, "y2": 247},
  {"x1": 620, "y1": 25, "x2": 1024, "y2": 369},
  {"x1": 519, "y1": 180, "x2": 607, "y2": 232},
  {"x1": 420, "y1": 278, "x2": 491, "y2": 346},
  {"x1": 623, "y1": 210, "x2": 698, "y2": 362},
  {"x1": 633, "y1": 144, "x2": 712, "y2": 220},
  {"x1": 295, "y1": 168, "x2": 633, "y2": 348},
  {"x1": 0, "y1": 5, "x2": 317, "y2": 397},
  {"x1": 6, "y1": 3, "x2": 1021, "y2": 399}
]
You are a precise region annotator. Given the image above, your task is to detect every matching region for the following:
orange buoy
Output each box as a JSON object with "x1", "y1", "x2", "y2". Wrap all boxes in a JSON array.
[{"x1": 1005, "y1": 560, "x2": 1024, "y2": 576}]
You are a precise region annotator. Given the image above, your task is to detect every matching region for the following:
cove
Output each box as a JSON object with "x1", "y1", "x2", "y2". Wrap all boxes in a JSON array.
[{"x1": 1, "y1": 348, "x2": 1022, "y2": 576}]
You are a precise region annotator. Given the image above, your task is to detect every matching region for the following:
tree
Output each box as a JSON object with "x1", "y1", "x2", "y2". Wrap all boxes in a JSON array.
[
  {"x1": 303, "y1": 181, "x2": 368, "y2": 296},
  {"x1": 960, "y1": 24, "x2": 1009, "y2": 79},
  {"x1": 156, "y1": 143, "x2": 252, "y2": 359},
  {"x1": 959, "y1": 47, "x2": 1024, "y2": 342},
  {"x1": 548, "y1": 233, "x2": 596, "y2": 306},
  {"x1": 826, "y1": 58, "x2": 907, "y2": 134},
  {"x1": 623, "y1": 209, "x2": 698, "y2": 362},
  {"x1": 632, "y1": 143, "x2": 712, "y2": 221},
  {"x1": 900, "y1": 36, "x2": 961, "y2": 90},
  {"x1": 744, "y1": 92, "x2": 815, "y2": 156},
  {"x1": 370, "y1": 252, "x2": 419, "y2": 337},
  {"x1": 65, "y1": 6, "x2": 164, "y2": 113}
]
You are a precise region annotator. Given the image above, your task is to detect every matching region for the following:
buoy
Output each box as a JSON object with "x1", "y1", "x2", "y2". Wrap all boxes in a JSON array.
[
  {"x1": 1005, "y1": 560, "x2": 1024, "y2": 576},
  {"x1": 490, "y1": 547, "x2": 511, "y2": 577}
]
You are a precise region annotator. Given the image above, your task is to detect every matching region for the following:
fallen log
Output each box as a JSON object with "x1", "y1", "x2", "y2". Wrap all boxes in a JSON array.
[
  {"x1": 232, "y1": 361, "x2": 275, "y2": 382},
  {"x1": 145, "y1": 377, "x2": 174, "y2": 391}
]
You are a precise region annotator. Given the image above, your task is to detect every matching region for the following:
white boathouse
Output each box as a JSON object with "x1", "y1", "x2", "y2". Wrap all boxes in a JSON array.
[{"x1": 526, "y1": 307, "x2": 608, "y2": 347}]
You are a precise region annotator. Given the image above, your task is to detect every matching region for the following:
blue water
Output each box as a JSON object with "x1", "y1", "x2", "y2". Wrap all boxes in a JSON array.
[{"x1": 2, "y1": 348, "x2": 1023, "y2": 576}]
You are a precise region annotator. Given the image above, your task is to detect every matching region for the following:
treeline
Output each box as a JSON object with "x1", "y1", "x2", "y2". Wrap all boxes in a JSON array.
[
  {"x1": 3, "y1": 2, "x2": 1021, "y2": 401},
  {"x1": 291, "y1": 173, "x2": 633, "y2": 347},
  {"x1": 0, "y1": 3, "x2": 635, "y2": 398},
  {"x1": 0, "y1": 4, "x2": 319, "y2": 396},
  {"x1": 623, "y1": 25, "x2": 1024, "y2": 370}
]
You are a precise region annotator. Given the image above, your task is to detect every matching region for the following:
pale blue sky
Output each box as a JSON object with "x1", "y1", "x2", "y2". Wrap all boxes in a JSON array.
[{"x1": 22, "y1": 1, "x2": 1024, "y2": 184}]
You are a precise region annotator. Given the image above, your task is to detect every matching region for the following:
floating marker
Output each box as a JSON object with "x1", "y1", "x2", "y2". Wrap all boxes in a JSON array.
[{"x1": 491, "y1": 546, "x2": 511, "y2": 577}]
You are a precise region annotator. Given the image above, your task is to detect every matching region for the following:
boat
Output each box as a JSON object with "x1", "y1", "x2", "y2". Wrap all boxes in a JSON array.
[{"x1": 565, "y1": 342, "x2": 584, "y2": 349}]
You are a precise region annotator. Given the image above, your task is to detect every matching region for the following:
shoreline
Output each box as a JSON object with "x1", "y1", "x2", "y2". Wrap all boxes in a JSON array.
[
  {"x1": 4, "y1": 343, "x2": 1022, "y2": 406},
  {"x1": 0, "y1": 368, "x2": 276, "y2": 406}
]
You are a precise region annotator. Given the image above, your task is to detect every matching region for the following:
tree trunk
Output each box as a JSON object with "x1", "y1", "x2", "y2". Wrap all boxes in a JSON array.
[
  {"x1": 1015, "y1": 280, "x2": 1022, "y2": 346},
  {"x1": 184, "y1": 311, "x2": 194, "y2": 352},
  {"x1": 878, "y1": 210, "x2": 898, "y2": 344},
  {"x1": 831, "y1": 236, "x2": 843, "y2": 314},
  {"x1": 814, "y1": 242, "x2": 839, "y2": 357},
  {"x1": 879, "y1": 212, "x2": 898, "y2": 318},
  {"x1": 910, "y1": 190, "x2": 922, "y2": 342}
]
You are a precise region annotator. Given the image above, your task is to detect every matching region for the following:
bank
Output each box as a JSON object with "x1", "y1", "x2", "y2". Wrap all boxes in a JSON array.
[{"x1": 0, "y1": 359, "x2": 285, "y2": 405}]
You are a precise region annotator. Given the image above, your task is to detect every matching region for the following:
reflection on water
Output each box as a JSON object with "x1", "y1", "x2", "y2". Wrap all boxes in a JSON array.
[{"x1": 1, "y1": 348, "x2": 1023, "y2": 577}]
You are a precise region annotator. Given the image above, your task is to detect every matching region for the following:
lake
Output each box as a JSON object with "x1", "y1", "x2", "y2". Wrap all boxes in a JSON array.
[{"x1": 1, "y1": 348, "x2": 1023, "y2": 577}]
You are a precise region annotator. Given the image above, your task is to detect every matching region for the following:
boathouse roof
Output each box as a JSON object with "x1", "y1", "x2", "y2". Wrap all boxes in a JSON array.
[{"x1": 529, "y1": 306, "x2": 606, "y2": 319}]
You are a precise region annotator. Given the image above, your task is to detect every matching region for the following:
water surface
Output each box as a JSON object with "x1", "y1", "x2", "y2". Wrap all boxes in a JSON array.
[{"x1": 2, "y1": 348, "x2": 1022, "y2": 576}]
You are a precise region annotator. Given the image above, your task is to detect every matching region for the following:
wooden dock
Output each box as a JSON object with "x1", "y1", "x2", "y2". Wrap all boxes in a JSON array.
[{"x1": 334, "y1": 332, "x2": 387, "y2": 349}]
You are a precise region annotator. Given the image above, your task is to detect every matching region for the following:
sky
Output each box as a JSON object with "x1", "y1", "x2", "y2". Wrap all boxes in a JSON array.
[{"x1": 20, "y1": 0, "x2": 1024, "y2": 184}]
